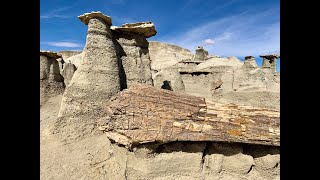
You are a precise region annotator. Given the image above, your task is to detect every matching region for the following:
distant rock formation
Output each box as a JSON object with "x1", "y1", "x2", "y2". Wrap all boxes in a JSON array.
[
  {"x1": 40, "y1": 50, "x2": 65, "y2": 96},
  {"x1": 243, "y1": 56, "x2": 258, "y2": 69},
  {"x1": 153, "y1": 67, "x2": 185, "y2": 92},
  {"x1": 149, "y1": 45, "x2": 280, "y2": 110},
  {"x1": 149, "y1": 41, "x2": 193, "y2": 71},
  {"x1": 260, "y1": 54, "x2": 280, "y2": 72},
  {"x1": 191, "y1": 46, "x2": 208, "y2": 61}
]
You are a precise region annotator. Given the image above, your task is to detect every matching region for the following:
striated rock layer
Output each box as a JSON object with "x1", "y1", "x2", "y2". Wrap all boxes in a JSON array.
[
  {"x1": 41, "y1": 85, "x2": 279, "y2": 180},
  {"x1": 98, "y1": 84, "x2": 279, "y2": 148}
]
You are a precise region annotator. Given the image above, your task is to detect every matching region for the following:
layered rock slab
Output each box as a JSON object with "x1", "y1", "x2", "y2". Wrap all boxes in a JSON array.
[
  {"x1": 98, "y1": 84, "x2": 280, "y2": 148},
  {"x1": 111, "y1": 21, "x2": 157, "y2": 38}
]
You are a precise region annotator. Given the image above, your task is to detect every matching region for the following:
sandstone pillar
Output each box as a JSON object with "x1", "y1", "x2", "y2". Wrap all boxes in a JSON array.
[
  {"x1": 56, "y1": 58, "x2": 64, "y2": 73},
  {"x1": 244, "y1": 56, "x2": 258, "y2": 68},
  {"x1": 40, "y1": 50, "x2": 64, "y2": 94},
  {"x1": 111, "y1": 22, "x2": 156, "y2": 89},
  {"x1": 260, "y1": 54, "x2": 280, "y2": 72},
  {"x1": 55, "y1": 12, "x2": 121, "y2": 142},
  {"x1": 191, "y1": 46, "x2": 208, "y2": 61}
]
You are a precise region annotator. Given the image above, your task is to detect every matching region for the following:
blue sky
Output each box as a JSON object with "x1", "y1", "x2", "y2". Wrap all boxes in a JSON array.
[{"x1": 40, "y1": 0, "x2": 280, "y2": 71}]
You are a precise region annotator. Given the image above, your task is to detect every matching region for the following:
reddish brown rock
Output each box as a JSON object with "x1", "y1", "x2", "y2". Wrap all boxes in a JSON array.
[{"x1": 98, "y1": 84, "x2": 280, "y2": 148}]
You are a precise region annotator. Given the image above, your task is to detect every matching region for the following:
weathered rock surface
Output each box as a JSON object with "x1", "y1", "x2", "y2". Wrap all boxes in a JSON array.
[
  {"x1": 153, "y1": 67, "x2": 185, "y2": 92},
  {"x1": 55, "y1": 12, "x2": 121, "y2": 143},
  {"x1": 40, "y1": 50, "x2": 65, "y2": 105},
  {"x1": 149, "y1": 41, "x2": 193, "y2": 71},
  {"x1": 98, "y1": 84, "x2": 279, "y2": 148},
  {"x1": 112, "y1": 23, "x2": 154, "y2": 89},
  {"x1": 61, "y1": 63, "x2": 77, "y2": 87},
  {"x1": 111, "y1": 21, "x2": 157, "y2": 38},
  {"x1": 78, "y1": 11, "x2": 112, "y2": 25},
  {"x1": 260, "y1": 54, "x2": 280, "y2": 72},
  {"x1": 191, "y1": 46, "x2": 208, "y2": 61},
  {"x1": 64, "y1": 52, "x2": 84, "y2": 68},
  {"x1": 59, "y1": 50, "x2": 82, "y2": 61},
  {"x1": 41, "y1": 92, "x2": 279, "y2": 180},
  {"x1": 244, "y1": 56, "x2": 258, "y2": 69}
]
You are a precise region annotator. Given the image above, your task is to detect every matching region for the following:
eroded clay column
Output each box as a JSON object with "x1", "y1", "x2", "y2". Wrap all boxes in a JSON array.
[
  {"x1": 111, "y1": 22, "x2": 156, "y2": 89},
  {"x1": 244, "y1": 56, "x2": 258, "y2": 69},
  {"x1": 40, "y1": 54, "x2": 49, "y2": 80},
  {"x1": 260, "y1": 54, "x2": 280, "y2": 72},
  {"x1": 62, "y1": 11, "x2": 120, "y2": 102},
  {"x1": 40, "y1": 50, "x2": 64, "y2": 94},
  {"x1": 191, "y1": 46, "x2": 208, "y2": 61},
  {"x1": 55, "y1": 12, "x2": 121, "y2": 142}
]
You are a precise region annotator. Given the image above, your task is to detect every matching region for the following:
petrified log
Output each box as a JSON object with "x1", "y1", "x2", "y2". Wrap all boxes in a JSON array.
[{"x1": 98, "y1": 84, "x2": 280, "y2": 148}]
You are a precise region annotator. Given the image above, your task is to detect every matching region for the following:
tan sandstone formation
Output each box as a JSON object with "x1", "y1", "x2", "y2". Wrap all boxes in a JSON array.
[
  {"x1": 111, "y1": 22, "x2": 156, "y2": 89},
  {"x1": 64, "y1": 52, "x2": 84, "y2": 68},
  {"x1": 244, "y1": 56, "x2": 258, "y2": 69},
  {"x1": 153, "y1": 66, "x2": 185, "y2": 92},
  {"x1": 98, "y1": 84, "x2": 279, "y2": 148},
  {"x1": 111, "y1": 21, "x2": 157, "y2": 38},
  {"x1": 40, "y1": 50, "x2": 65, "y2": 105},
  {"x1": 191, "y1": 46, "x2": 209, "y2": 61},
  {"x1": 58, "y1": 50, "x2": 82, "y2": 60},
  {"x1": 260, "y1": 54, "x2": 280, "y2": 72},
  {"x1": 54, "y1": 11, "x2": 121, "y2": 142},
  {"x1": 61, "y1": 63, "x2": 76, "y2": 87},
  {"x1": 150, "y1": 45, "x2": 280, "y2": 110},
  {"x1": 149, "y1": 41, "x2": 193, "y2": 72}
]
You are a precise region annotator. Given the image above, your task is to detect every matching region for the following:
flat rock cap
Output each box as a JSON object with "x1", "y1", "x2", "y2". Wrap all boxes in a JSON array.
[
  {"x1": 40, "y1": 50, "x2": 62, "y2": 59},
  {"x1": 245, "y1": 56, "x2": 255, "y2": 60},
  {"x1": 259, "y1": 54, "x2": 280, "y2": 59},
  {"x1": 111, "y1": 21, "x2": 157, "y2": 38},
  {"x1": 78, "y1": 11, "x2": 112, "y2": 25}
]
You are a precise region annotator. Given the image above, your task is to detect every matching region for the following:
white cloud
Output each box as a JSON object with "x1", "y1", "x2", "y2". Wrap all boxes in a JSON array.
[
  {"x1": 40, "y1": 14, "x2": 70, "y2": 19},
  {"x1": 40, "y1": 5, "x2": 79, "y2": 19},
  {"x1": 215, "y1": 32, "x2": 232, "y2": 42},
  {"x1": 159, "y1": 8, "x2": 280, "y2": 57},
  {"x1": 203, "y1": 39, "x2": 215, "y2": 45},
  {"x1": 47, "y1": 42, "x2": 83, "y2": 48}
]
